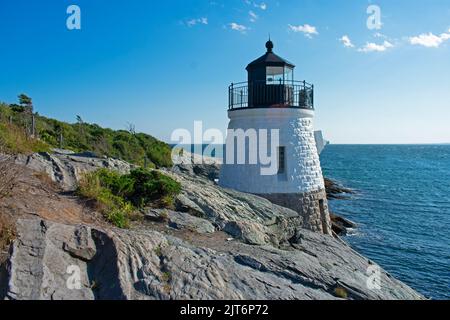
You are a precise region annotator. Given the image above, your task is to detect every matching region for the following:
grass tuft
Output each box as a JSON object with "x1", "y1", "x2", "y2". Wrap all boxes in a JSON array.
[
  {"x1": 334, "y1": 287, "x2": 348, "y2": 299},
  {"x1": 0, "y1": 213, "x2": 16, "y2": 254},
  {"x1": 0, "y1": 122, "x2": 50, "y2": 154}
]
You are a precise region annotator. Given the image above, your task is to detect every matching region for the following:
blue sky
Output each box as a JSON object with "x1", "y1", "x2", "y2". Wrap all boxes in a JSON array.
[{"x1": 1, "y1": 0, "x2": 450, "y2": 144}]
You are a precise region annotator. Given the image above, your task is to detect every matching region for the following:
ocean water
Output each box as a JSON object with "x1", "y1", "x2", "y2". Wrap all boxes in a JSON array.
[{"x1": 320, "y1": 145, "x2": 450, "y2": 300}]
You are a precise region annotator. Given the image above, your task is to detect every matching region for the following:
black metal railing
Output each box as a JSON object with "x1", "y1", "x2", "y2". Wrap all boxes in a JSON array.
[{"x1": 228, "y1": 80, "x2": 314, "y2": 110}]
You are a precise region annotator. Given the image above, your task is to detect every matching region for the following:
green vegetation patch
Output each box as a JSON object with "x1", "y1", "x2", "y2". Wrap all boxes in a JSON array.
[
  {"x1": 0, "y1": 122, "x2": 51, "y2": 154},
  {"x1": 77, "y1": 170, "x2": 134, "y2": 228},
  {"x1": 0, "y1": 98, "x2": 173, "y2": 168},
  {"x1": 77, "y1": 168, "x2": 181, "y2": 228}
]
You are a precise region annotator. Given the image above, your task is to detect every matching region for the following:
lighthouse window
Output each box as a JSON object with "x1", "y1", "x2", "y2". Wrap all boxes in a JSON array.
[
  {"x1": 284, "y1": 68, "x2": 293, "y2": 82},
  {"x1": 278, "y1": 146, "x2": 286, "y2": 174},
  {"x1": 266, "y1": 67, "x2": 284, "y2": 84}
]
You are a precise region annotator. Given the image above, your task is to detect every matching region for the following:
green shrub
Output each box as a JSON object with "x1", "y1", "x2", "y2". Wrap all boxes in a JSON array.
[
  {"x1": 9, "y1": 104, "x2": 26, "y2": 113},
  {"x1": 77, "y1": 170, "x2": 133, "y2": 228},
  {"x1": 94, "y1": 169, "x2": 134, "y2": 198},
  {"x1": 105, "y1": 209, "x2": 130, "y2": 229},
  {"x1": 92, "y1": 168, "x2": 181, "y2": 208},
  {"x1": 77, "y1": 168, "x2": 181, "y2": 227},
  {"x1": 127, "y1": 168, "x2": 181, "y2": 207}
]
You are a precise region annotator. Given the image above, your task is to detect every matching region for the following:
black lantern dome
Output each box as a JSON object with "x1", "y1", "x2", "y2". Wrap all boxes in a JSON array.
[
  {"x1": 228, "y1": 40, "x2": 314, "y2": 111},
  {"x1": 246, "y1": 41, "x2": 295, "y2": 84}
]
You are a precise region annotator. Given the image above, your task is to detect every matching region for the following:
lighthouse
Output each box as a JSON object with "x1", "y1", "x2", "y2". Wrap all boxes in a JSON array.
[{"x1": 219, "y1": 40, "x2": 332, "y2": 235}]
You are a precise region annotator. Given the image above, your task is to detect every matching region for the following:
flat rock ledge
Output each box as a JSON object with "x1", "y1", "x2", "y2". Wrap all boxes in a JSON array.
[{"x1": 1, "y1": 218, "x2": 423, "y2": 300}]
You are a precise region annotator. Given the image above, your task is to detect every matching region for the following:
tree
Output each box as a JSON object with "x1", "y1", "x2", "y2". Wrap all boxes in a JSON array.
[
  {"x1": 126, "y1": 122, "x2": 136, "y2": 135},
  {"x1": 76, "y1": 115, "x2": 86, "y2": 143},
  {"x1": 9, "y1": 104, "x2": 25, "y2": 113},
  {"x1": 18, "y1": 94, "x2": 33, "y2": 113}
]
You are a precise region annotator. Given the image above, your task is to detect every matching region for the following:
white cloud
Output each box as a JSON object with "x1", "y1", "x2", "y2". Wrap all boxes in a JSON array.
[
  {"x1": 186, "y1": 17, "x2": 208, "y2": 27},
  {"x1": 409, "y1": 32, "x2": 450, "y2": 48},
  {"x1": 339, "y1": 35, "x2": 354, "y2": 48},
  {"x1": 288, "y1": 24, "x2": 318, "y2": 38},
  {"x1": 244, "y1": 1, "x2": 267, "y2": 10},
  {"x1": 358, "y1": 40, "x2": 394, "y2": 53},
  {"x1": 229, "y1": 23, "x2": 248, "y2": 33},
  {"x1": 373, "y1": 32, "x2": 387, "y2": 39},
  {"x1": 256, "y1": 2, "x2": 267, "y2": 10},
  {"x1": 249, "y1": 10, "x2": 258, "y2": 22}
]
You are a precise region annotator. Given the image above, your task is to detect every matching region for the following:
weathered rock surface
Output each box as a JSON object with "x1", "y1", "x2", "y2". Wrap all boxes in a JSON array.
[
  {"x1": 330, "y1": 213, "x2": 357, "y2": 236},
  {"x1": 172, "y1": 154, "x2": 358, "y2": 236},
  {"x1": 324, "y1": 178, "x2": 356, "y2": 200},
  {"x1": 172, "y1": 151, "x2": 221, "y2": 181},
  {"x1": 2, "y1": 218, "x2": 423, "y2": 300},
  {"x1": 172, "y1": 170, "x2": 303, "y2": 246},
  {"x1": 14, "y1": 150, "x2": 133, "y2": 191},
  {"x1": 12, "y1": 150, "x2": 299, "y2": 246},
  {"x1": 167, "y1": 210, "x2": 216, "y2": 234}
]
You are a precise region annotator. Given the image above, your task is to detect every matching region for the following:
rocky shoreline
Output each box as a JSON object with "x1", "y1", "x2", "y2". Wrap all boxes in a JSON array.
[
  {"x1": 0, "y1": 151, "x2": 423, "y2": 300},
  {"x1": 324, "y1": 178, "x2": 357, "y2": 200}
]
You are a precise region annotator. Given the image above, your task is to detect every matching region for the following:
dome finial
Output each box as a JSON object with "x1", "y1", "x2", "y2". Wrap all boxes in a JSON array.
[{"x1": 266, "y1": 37, "x2": 274, "y2": 53}]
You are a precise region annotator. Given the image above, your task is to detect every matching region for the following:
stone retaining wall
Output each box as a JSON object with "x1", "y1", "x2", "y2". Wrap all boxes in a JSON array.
[{"x1": 258, "y1": 189, "x2": 332, "y2": 235}]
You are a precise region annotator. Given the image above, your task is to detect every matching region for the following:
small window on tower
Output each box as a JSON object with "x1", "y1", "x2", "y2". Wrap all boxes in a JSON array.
[{"x1": 278, "y1": 146, "x2": 286, "y2": 174}]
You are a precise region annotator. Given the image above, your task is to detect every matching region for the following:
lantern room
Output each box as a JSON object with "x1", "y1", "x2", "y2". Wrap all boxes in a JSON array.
[
  {"x1": 246, "y1": 40, "x2": 295, "y2": 84},
  {"x1": 229, "y1": 40, "x2": 314, "y2": 110}
]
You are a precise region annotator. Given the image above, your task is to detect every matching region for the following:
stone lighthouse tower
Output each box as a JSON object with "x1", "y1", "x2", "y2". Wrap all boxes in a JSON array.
[{"x1": 220, "y1": 40, "x2": 332, "y2": 235}]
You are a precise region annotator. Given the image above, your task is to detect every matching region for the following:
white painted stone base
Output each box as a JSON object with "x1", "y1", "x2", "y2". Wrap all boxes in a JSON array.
[
  {"x1": 219, "y1": 108, "x2": 325, "y2": 194},
  {"x1": 219, "y1": 107, "x2": 330, "y2": 234}
]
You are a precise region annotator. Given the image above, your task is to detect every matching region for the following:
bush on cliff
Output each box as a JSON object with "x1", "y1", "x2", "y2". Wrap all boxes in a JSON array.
[
  {"x1": 77, "y1": 168, "x2": 181, "y2": 228},
  {"x1": 77, "y1": 170, "x2": 134, "y2": 228},
  {"x1": 127, "y1": 168, "x2": 182, "y2": 207}
]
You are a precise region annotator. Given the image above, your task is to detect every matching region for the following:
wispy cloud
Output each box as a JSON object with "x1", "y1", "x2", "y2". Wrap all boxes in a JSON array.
[
  {"x1": 358, "y1": 40, "x2": 394, "y2": 53},
  {"x1": 409, "y1": 29, "x2": 450, "y2": 48},
  {"x1": 339, "y1": 35, "x2": 354, "y2": 48},
  {"x1": 255, "y1": 2, "x2": 267, "y2": 10},
  {"x1": 373, "y1": 32, "x2": 387, "y2": 39},
  {"x1": 244, "y1": 1, "x2": 267, "y2": 11},
  {"x1": 229, "y1": 22, "x2": 248, "y2": 34},
  {"x1": 288, "y1": 24, "x2": 318, "y2": 38},
  {"x1": 249, "y1": 10, "x2": 258, "y2": 22},
  {"x1": 186, "y1": 17, "x2": 208, "y2": 27}
]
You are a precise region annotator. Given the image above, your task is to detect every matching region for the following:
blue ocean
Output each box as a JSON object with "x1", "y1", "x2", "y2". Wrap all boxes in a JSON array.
[{"x1": 320, "y1": 145, "x2": 450, "y2": 300}]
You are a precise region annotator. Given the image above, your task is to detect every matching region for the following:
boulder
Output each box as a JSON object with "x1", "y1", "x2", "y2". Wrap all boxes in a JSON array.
[
  {"x1": 324, "y1": 178, "x2": 356, "y2": 200},
  {"x1": 170, "y1": 170, "x2": 302, "y2": 246},
  {"x1": 14, "y1": 152, "x2": 133, "y2": 191},
  {"x1": 330, "y1": 213, "x2": 357, "y2": 236},
  {"x1": 223, "y1": 221, "x2": 270, "y2": 246},
  {"x1": 167, "y1": 211, "x2": 216, "y2": 234}
]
